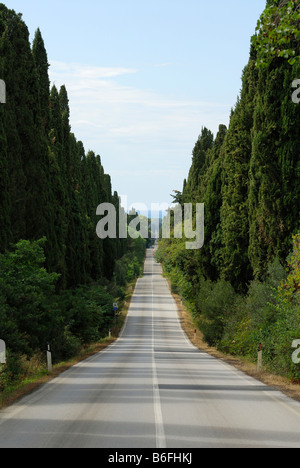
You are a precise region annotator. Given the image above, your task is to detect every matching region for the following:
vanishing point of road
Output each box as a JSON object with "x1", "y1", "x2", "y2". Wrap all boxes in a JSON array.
[{"x1": 1, "y1": 249, "x2": 300, "y2": 448}]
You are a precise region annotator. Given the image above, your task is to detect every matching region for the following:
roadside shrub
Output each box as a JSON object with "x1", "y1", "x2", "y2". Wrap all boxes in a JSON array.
[
  {"x1": 219, "y1": 258, "x2": 286, "y2": 359},
  {"x1": 195, "y1": 279, "x2": 237, "y2": 347},
  {"x1": 0, "y1": 239, "x2": 61, "y2": 356},
  {"x1": 57, "y1": 285, "x2": 114, "y2": 348},
  {"x1": 264, "y1": 236, "x2": 300, "y2": 378}
]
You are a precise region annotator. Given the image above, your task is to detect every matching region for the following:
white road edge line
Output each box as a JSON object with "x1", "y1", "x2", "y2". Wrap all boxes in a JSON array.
[{"x1": 151, "y1": 252, "x2": 167, "y2": 449}]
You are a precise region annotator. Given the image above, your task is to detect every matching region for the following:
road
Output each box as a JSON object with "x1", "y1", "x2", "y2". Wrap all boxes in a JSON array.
[{"x1": 1, "y1": 248, "x2": 300, "y2": 448}]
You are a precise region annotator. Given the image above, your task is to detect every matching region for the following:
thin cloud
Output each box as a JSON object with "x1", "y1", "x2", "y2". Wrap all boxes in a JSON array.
[
  {"x1": 48, "y1": 60, "x2": 231, "y2": 205},
  {"x1": 50, "y1": 60, "x2": 138, "y2": 80},
  {"x1": 49, "y1": 60, "x2": 230, "y2": 140}
]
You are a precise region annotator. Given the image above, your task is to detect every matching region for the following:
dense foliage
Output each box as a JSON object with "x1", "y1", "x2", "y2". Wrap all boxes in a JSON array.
[
  {"x1": 251, "y1": 0, "x2": 300, "y2": 67},
  {"x1": 0, "y1": 4, "x2": 146, "y2": 389},
  {"x1": 157, "y1": 0, "x2": 300, "y2": 379}
]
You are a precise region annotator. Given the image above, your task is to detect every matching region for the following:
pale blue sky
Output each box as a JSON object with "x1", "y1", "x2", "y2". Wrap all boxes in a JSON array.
[{"x1": 4, "y1": 0, "x2": 266, "y2": 210}]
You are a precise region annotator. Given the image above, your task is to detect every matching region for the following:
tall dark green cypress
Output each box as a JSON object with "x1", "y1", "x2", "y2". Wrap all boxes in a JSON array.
[
  {"x1": 49, "y1": 85, "x2": 63, "y2": 147},
  {"x1": 32, "y1": 28, "x2": 50, "y2": 130},
  {"x1": 219, "y1": 58, "x2": 258, "y2": 290},
  {"x1": 103, "y1": 173, "x2": 118, "y2": 279},
  {"x1": 200, "y1": 124, "x2": 227, "y2": 282},
  {"x1": 85, "y1": 151, "x2": 105, "y2": 280},
  {"x1": 46, "y1": 85, "x2": 68, "y2": 285},
  {"x1": 0, "y1": 8, "x2": 27, "y2": 243},
  {"x1": 184, "y1": 127, "x2": 214, "y2": 203},
  {"x1": 0, "y1": 19, "x2": 10, "y2": 249},
  {"x1": 178, "y1": 2, "x2": 299, "y2": 293},
  {"x1": 249, "y1": 57, "x2": 300, "y2": 279},
  {"x1": 0, "y1": 7, "x2": 52, "y2": 243},
  {"x1": 0, "y1": 3, "x2": 144, "y2": 302},
  {"x1": 279, "y1": 61, "x2": 300, "y2": 246},
  {"x1": 0, "y1": 108, "x2": 11, "y2": 250}
]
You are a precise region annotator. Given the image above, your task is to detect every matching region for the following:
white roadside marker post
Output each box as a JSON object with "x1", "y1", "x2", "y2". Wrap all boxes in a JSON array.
[
  {"x1": 47, "y1": 344, "x2": 53, "y2": 373},
  {"x1": 257, "y1": 343, "x2": 263, "y2": 372}
]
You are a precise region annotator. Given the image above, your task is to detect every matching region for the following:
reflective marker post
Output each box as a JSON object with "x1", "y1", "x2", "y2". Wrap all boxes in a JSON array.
[
  {"x1": 47, "y1": 344, "x2": 53, "y2": 373},
  {"x1": 257, "y1": 343, "x2": 263, "y2": 372}
]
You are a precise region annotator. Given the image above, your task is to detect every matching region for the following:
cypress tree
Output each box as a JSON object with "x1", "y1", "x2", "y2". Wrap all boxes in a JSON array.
[
  {"x1": 49, "y1": 85, "x2": 63, "y2": 147},
  {"x1": 180, "y1": 126, "x2": 227, "y2": 287},
  {"x1": 0, "y1": 6, "x2": 53, "y2": 244},
  {"x1": 0, "y1": 3, "x2": 146, "y2": 302},
  {"x1": 65, "y1": 133, "x2": 88, "y2": 286},
  {"x1": 85, "y1": 151, "x2": 105, "y2": 281},
  {"x1": 278, "y1": 60, "x2": 300, "y2": 252},
  {"x1": 249, "y1": 57, "x2": 300, "y2": 279},
  {"x1": 103, "y1": 173, "x2": 118, "y2": 279},
  {"x1": 0, "y1": 18, "x2": 10, "y2": 249},
  {"x1": 200, "y1": 124, "x2": 227, "y2": 282},
  {"x1": 46, "y1": 84, "x2": 68, "y2": 285},
  {"x1": 219, "y1": 58, "x2": 258, "y2": 290},
  {"x1": 0, "y1": 8, "x2": 27, "y2": 243},
  {"x1": 32, "y1": 28, "x2": 50, "y2": 130},
  {"x1": 184, "y1": 127, "x2": 214, "y2": 202},
  {"x1": 0, "y1": 108, "x2": 11, "y2": 250}
]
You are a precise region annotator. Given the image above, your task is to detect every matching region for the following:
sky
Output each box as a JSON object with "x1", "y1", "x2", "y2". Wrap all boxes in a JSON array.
[{"x1": 4, "y1": 0, "x2": 266, "y2": 212}]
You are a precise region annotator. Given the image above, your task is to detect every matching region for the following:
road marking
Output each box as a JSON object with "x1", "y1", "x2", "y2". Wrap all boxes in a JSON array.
[{"x1": 151, "y1": 253, "x2": 167, "y2": 449}]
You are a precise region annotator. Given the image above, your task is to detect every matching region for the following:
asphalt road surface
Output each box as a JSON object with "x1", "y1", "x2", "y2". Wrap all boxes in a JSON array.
[{"x1": 1, "y1": 249, "x2": 300, "y2": 448}]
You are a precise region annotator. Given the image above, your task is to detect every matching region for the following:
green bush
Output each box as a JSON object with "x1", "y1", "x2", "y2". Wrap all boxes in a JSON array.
[
  {"x1": 113, "y1": 237, "x2": 146, "y2": 287},
  {"x1": 219, "y1": 258, "x2": 286, "y2": 359},
  {"x1": 0, "y1": 351, "x2": 24, "y2": 389},
  {"x1": 0, "y1": 238, "x2": 61, "y2": 356},
  {"x1": 195, "y1": 279, "x2": 237, "y2": 347},
  {"x1": 0, "y1": 236, "x2": 146, "y2": 388}
]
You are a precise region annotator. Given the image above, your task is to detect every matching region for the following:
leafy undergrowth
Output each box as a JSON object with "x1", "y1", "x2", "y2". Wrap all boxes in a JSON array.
[
  {"x1": 0, "y1": 278, "x2": 138, "y2": 410},
  {"x1": 171, "y1": 280, "x2": 300, "y2": 404}
]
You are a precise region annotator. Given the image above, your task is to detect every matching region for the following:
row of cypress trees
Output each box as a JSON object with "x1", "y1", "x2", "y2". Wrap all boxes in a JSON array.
[
  {"x1": 181, "y1": 1, "x2": 300, "y2": 293},
  {"x1": 0, "y1": 5, "x2": 148, "y2": 384},
  {"x1": 0, "y1": 4, "x2": 128, "y2": 290}
]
